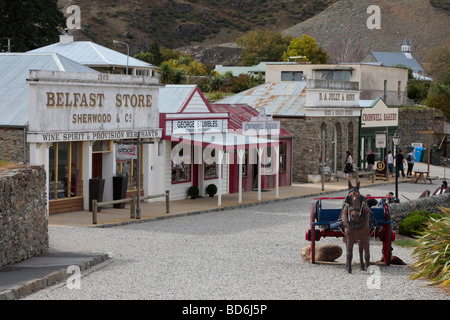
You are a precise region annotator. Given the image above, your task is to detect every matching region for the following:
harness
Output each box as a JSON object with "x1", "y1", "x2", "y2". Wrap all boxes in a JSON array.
[{"x1": 340, "y1": 189, "x2": 376, "y2": 231}]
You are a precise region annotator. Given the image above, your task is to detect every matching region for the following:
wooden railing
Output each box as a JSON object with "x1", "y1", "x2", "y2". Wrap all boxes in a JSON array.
[{"x1": 92, "y1": 190, "x2": 170, "y2": 224}]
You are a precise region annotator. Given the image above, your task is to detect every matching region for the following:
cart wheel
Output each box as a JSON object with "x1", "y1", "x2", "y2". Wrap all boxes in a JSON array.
[
  {"x1": 382, "y1": 224, "x2": 392, "y2": 266},
  {"x1": 382, "y1": 204, "x2": 392, "y2": 265},
  {"x1": 310, "y1": 203, "x2": 316, "y2": 264}
]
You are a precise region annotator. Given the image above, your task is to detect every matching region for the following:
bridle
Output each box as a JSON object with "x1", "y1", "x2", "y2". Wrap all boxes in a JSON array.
[{"x1": 341, "y1": 189, "x2": 370, "y2": 230}]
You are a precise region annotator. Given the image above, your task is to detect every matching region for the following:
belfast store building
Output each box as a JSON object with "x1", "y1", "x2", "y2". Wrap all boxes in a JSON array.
[{"x1": 26, "y1": 70, "x2": 162, "y2": 214}]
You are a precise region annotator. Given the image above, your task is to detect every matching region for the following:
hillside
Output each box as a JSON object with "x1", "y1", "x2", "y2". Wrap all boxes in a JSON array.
[
  {"x1": 283, "y1": 0, "x2": 450, "y2": 64},
  {"x1": 57, "y1": 0, "x2": 337, "y2": 56}
]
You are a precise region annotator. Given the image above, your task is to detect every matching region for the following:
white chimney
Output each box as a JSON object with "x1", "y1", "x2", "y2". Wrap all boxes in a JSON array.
[{"x1": 60, "y1": 28, "x2": 73, "y2": 44}]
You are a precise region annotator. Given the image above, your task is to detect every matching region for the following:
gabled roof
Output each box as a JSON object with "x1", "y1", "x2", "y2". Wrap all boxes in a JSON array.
[
  {"x1": 159, "y1": 84, "x2": 213, "y2": 113},
  {"x1": 214, "y1": 81, "x2": 307, "y2": 117},
  {"x1": 0, "y1": 53, "x2": 98, "y2": 127},
  {"x1": 211, "y1": 103, "x2": 292, "y2": 138},
  {"x1": 28, "y1": 37, "x2": 153, "y2": 69},
  {"x1": 369, "y1": 51, "x2": 424, "y2": 74}
]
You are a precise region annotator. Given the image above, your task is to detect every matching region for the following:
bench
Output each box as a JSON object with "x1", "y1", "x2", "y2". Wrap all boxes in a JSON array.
[{"x1": 354, "y1": 168, "x2": 375, "y2": 183}]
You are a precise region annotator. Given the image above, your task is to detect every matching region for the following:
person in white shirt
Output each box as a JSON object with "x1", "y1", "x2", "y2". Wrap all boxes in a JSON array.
[
  {"x1": 433, "y1": 181, "x2": 448, "y2": 195},
  {"x1": 387, "y1": 151, "x2": 394, "y2": 178}
]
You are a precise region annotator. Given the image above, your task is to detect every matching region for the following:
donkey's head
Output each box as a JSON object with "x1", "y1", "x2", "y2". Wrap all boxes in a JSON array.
[{"x1": 345, "y1": 181, "x2": 365, "y2": 222}]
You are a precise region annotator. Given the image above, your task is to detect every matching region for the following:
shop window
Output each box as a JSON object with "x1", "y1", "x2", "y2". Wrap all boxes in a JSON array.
[
  {"x1": 242, "y1": 149, "x2": 248, "y2": 177},
  {"x1": 93, "y1": 140, "x2": 112, "y2": 153},
  {"x1": 171, "y1": 143, "x2": 191, "y2": 183},
  {"x1": 49, "y1": 142, "x2": 83, "y2": 200},
  {"x1": 204, "y1": 148, "x2": 218, "y2": 179}
]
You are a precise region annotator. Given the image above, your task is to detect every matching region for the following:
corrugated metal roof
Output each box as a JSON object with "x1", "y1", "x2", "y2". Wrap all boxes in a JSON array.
[
  {"x1": 0, "y1": 53, "x2": 98, "y2": 126},
  {"x1": 158, "y1": 85, "x2": 198, "y2": 113},
  {"x1": 215, "y1": 81, "x2": 307, "y2": 117},
  {"x1": 370, "y1": 51, "x2": 424, "y2": 74},
  {"x1": 211, "y1": 103, "x2": 293, "y2": 138},
  {"x1": 28, "y1": 39, "x2": 153, "y2": 68}
]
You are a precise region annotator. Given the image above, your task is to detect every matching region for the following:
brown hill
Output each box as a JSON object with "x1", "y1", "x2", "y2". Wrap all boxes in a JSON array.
[
  {"x1": 57, "y1": 0, "x2": 337, "y2": 56},
  {"x1": 283, "y1": 0, "x2": 450, "y2": 64}
]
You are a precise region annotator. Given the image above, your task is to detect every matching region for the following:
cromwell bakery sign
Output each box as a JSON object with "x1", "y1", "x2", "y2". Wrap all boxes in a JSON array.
[{"x1": 361, "y1": 98, "x2": 398, "y2": 128}]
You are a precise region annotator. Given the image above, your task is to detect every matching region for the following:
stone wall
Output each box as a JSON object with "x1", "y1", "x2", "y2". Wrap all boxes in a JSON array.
[
  {"x1": 398, "y1": 108, "x2": 448, "y2": 158},
  {"x1": 0, "y1": 127, "x2": 29, "y2": 164},
  {"x1": 389, "y1": 193, "x2": 450, "y2": 230},
  {"x1": 0, "y1": 165, "x2": 48, "y2": 267}
]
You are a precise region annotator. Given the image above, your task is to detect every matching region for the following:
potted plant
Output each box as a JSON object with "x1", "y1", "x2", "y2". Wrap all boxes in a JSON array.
[
  {"x1": 206, "y1": 184, "x2": 217, "y2": 197},
  {"x1": 89, "y1": 177, "x2": 105, "y2": 212},
  {"x1": 187, "y1": 186, "x2": 199, "y2": 199},
  {"x1": 113, "y1": 174, "x2": 128, "y2": 208}
]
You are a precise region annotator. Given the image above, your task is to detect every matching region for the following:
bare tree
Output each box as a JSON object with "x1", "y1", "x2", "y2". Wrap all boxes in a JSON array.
[{"x1": 327, "y1": 35, "x2": 364, "y2": 64}]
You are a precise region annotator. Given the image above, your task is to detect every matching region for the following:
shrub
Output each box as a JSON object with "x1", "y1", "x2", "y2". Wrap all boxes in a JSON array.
[
  {"x1": 187, "y1": 186, "x2": 199, "y2": 199},
  {"x1": 410, "y1": 210, "x2": 450, "y2": 288},
  {"x1": 206, "y1": 184, "x2": 217, "y2": 197},
  {"x1": 399, "y1": 215, "x2": 429, "y2": 237}
]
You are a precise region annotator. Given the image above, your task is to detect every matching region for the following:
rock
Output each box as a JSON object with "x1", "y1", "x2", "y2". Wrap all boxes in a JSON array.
[{"x1": 301, "y1": 244, "x2": 343, "y2": 262}]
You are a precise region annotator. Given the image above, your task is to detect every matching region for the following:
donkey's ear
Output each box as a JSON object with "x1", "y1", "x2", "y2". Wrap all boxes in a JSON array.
[{"x1": 348, "y1": 180, "x2": 353, "y2": 190}]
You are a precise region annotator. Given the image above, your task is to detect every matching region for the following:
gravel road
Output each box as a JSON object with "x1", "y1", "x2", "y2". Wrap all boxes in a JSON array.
[{"x1": 25, "y1": 181, "x2": 449, "y2": 301}]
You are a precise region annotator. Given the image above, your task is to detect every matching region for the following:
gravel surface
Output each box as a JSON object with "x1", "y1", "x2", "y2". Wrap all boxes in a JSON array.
[{"x1": 25, "y1": 180, "x2": 449, "y2": 300}]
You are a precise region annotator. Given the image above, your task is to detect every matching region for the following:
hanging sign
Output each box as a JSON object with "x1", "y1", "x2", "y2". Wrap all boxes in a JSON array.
[{"x1": 115, "y1": 144, "x2": 137, "y2": 160}]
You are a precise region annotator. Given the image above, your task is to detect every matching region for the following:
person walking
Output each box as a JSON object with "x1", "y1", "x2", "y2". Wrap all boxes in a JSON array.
[
  {"x1": 396, "y1": 149, "x2": 407, "y2": 178},
  {"x1": 366, "y1": 149, "x2": 375, "y2": 180},
  {"x1": 344, "y1": 151, "x2": 353, "y2": 180},
  {"x1": 406, "y1": 149, "x2": 415, "y2": 177},
  {"x1": 387, "y1": 151, "x2": 394, "y2": 177}
]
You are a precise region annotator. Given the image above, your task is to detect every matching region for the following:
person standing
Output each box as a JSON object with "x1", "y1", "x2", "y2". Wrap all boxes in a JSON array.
[
  {"x1": 366, "y1": 149, "x2": 375, "y2": 180},
  {"x1": 387, "y1": 151, "x2": 394, "y2": 177},
  {"x1": 396, "y1": 149, "x2": 407, "y2": 178},
  {"x1": 406, "y1": 149, "x2": 416, "y2": 177},
  {"x1": 344, "y1": 151, "x2": 353, "y2": 180}
]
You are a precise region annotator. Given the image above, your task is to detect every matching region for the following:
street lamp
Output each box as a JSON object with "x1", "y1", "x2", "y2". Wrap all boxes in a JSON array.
[
  {"x1": 113, "y1": 40, "x2": 129, "y2": 75},
  {"x1": 392, "y1": 130, "x2": 401, "y2": 201}
]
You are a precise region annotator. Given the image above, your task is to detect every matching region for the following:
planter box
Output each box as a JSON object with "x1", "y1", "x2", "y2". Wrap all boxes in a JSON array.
[
  {"x1": 89, "y1": 178, "x2": 105, "y2": 212},
  {"x1": 113, "y1": 176, "x2": 128, "y2": 208}
]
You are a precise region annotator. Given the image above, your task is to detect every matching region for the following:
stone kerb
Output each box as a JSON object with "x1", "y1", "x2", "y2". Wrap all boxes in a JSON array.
[
  {"x1": 0, "y1": 165, "x2": 48, "y2": 267},
  {"x1": 389, "y1": 193, "x2": 450, "y2": 230}
]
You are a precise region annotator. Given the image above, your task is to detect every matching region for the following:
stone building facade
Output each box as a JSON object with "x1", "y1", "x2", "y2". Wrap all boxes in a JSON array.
[{"x1": 279, "y1": 117, "x2": 359, "y2": 182}]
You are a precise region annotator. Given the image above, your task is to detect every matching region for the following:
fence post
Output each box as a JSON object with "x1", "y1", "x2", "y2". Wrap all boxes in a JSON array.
[
  {"x1": 92, "y1": 200, "x2": 97, "y2": 225},
  {"x1": 166, "y1": 190, "x2": 170, "y2": 213},
  {"x1": 130, "y1": 195, "x2": 136, "y2": 219}
]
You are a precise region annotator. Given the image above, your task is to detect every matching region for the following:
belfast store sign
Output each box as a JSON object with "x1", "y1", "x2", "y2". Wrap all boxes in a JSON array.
[{"x1": 27, "y1": 70, "x2": 162, "y2": 143}]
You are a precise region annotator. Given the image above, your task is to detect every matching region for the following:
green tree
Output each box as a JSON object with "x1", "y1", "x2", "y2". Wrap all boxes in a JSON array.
[
  {"x1": 237, "y1": 29, "x2": 292, "y2": 66},
  {"x1": 0, "y1": 0, "x2": 66, "y2": 52},
  {"x1": 425, "y1": 83, "x2": 450, "y2": 121},
  {"x1": 281, "y1": 34, "x2": 329, "y2": 64}
]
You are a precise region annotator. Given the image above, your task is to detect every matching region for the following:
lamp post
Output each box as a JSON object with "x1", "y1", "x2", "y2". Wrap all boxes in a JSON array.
[
  {"x1": 113, "y1": 40, "x2": 129, "y2": 75},
  {"x1": 392, "y1": 130, "x2": 401, "y2": 201}
]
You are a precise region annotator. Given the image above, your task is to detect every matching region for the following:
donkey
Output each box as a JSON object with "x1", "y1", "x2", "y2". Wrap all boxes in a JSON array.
[{"x1": 341, "y1": 181, "x2": 372, "y2": 274}]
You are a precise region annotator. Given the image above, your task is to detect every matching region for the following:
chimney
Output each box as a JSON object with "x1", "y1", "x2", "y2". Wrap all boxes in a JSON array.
[{"x1": 60, "y1": 28, "x2": 74, "y2": 44}]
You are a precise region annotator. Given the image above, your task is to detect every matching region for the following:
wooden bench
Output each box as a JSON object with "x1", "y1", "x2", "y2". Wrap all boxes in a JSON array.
[{"x1": 355, "y1": 168, "x2": 375, "y2": 183}]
